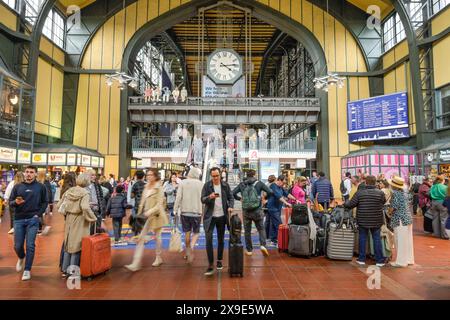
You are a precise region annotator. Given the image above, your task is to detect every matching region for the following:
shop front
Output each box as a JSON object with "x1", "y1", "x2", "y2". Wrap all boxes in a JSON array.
[
  {"x1": 341, "y1": 147, "x2": 418, "y2": 182},
  {"x1": 31, "y1": 145, "x2": 105, "y2": 178},
  {"x1": 0, "y1": 146, "x2": 32, "y2": 184},
  {"x1": 418, "y1": 139, "x2": 450, "y2": 179}
]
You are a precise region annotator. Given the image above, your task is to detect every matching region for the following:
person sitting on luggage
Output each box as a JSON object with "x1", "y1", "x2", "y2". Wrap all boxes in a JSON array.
[
  {"x1": 201, "y1": 167, "x2": 234, "y2": 276},
  {"x1": 232, "y1": 170, "x2": 273, "y2": 256},
  {"x1": 339, "y1": 175, "x2": 387, "y2": 267},
  {"x1": 106, "y1": 185, "x2": 129, "y2": 246},
  {"x1": 57, "y1": 173, "x2": 97, "y2": 278}
]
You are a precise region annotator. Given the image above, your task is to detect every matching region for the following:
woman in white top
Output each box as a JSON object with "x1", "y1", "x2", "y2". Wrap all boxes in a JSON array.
[{"x1": 4, "y1": 172, "x2": 24, "y2": 234}]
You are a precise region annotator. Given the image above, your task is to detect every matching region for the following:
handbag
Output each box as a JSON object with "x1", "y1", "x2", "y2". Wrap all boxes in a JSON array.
[{"x1": 169, "y1": 216, "x2": 182, "y2": 253}]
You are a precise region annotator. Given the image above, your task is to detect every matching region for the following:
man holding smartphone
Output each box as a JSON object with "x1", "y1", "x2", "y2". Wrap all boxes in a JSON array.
[
  {"x1": 9, "y1": 165, "x2": 48, "y2": 281},
  {"x1": 201, "y1": 167, "x2": 234, "y2": 276}
]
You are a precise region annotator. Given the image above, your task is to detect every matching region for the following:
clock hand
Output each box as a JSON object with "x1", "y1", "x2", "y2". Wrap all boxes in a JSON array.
[{"x1": 220, "y1": 63, "x2": 233, "y2": 71}]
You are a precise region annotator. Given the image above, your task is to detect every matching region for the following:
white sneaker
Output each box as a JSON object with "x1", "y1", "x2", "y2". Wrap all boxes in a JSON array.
[
  {"x1": 376, "y1": 263, "x2": 385, "y2": 267},
  {"x1": 152, "y1": 256, "x2": 163, "y2": 267},
  {"x1": 8, "y1": 228, "x2": 14, "y2": 234},
  {"x1": 356, "y1": 260, "x2": 366, "y2": 265},
  {"x1": 260, "y1": 246, "x2": 269, "y2": 257},
  {"x1": 21, "y1": 271, "x2": 31, "y2": 281},
  {"x1": 41, "y1": 226, "x2": 51, "y2": 236},
  {"x1": 16, "y1": 259, "x2": 25, "y2": 272},
  {"x1": 124, "y1": 264, "x2": 141, "y2": 272}
]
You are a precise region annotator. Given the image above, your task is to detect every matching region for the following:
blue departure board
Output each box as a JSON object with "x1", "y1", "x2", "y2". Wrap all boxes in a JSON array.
[{"x1": 347, "y1": 92, "x2": 410, "y2": 142}]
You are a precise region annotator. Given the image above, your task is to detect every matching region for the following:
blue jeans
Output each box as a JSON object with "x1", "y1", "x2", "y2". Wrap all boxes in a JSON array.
[
  {"x1": 14, "y1": 216, "x2": 40, "y2": 271},
  {"x1": 358, "y1": 227, "x2": 384, "y2": 264},
  {"x1": 267, "y1": 209, "x2": 282, "y2": 243}
]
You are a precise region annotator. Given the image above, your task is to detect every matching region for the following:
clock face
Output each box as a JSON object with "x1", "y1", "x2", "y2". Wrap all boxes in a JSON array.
[{"x1": 207, "y1": 49, "x2": 243, "y2": 84}]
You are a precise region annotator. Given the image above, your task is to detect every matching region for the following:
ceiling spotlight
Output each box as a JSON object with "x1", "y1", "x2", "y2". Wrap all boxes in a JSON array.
[
  {"x1": 129, "y1": 80, "x2": 138, "y2": 89},
  {"x1": 313, "y1": 73, "x2": 345, "y2": 92},
  {"x1": 118, "y1": 83, "x2": 126, "y2": 90},
  {"x1": 106, "y1": 78, "x2": 113, "y2": 86},
  {"x1": 9, "y1": 93, "x2": 19, "y2": 106}
]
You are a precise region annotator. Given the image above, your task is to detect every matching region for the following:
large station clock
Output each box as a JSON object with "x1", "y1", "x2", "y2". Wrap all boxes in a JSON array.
[{"x1": 207, "y1": 48, "x2": 243, "y2": 85}]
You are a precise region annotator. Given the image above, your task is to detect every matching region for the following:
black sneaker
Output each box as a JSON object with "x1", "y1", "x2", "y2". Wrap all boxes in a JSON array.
[
  {"x1": 204, "y1": 267, "x2": 214, "y2": 276},
  {"x1": 216, "y1": 261, "x2": 223, "y2": 270}
]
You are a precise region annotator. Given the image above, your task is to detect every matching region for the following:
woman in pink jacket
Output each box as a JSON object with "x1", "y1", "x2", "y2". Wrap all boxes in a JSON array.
[{"x1": 290, "y1": 176, "x2": 308, "y2": 204}]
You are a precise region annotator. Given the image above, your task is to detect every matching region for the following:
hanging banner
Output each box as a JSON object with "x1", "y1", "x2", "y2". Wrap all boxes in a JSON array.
[
  {"x1": 17, "y1": 150, "x2": 31, "y2": 164},
  {"x1": 67, "y1": 154, "x2": 76, "y2": 165},
  {"x1": 48, "y1": 154, "x2": 66, "y2": 165},
  {"x1": 0, "y1": 147, "x2": 16, "y2": 162},
  {"x1": 32, "y1": 153, "x2": 47, "y2": 165}
]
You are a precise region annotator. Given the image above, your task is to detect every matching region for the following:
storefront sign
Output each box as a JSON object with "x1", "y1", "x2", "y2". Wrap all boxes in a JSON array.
[
  {"x1": 131, "y1": 160, "x2": 137, "y2": 169},
  {"x1": 0, "y1": 147, "x2": 16, "y2": 162},
  {"x1": 249, "y1": 150, "x2": 259, "y2": 161},
  {"x1": 81, "y1": 155, "x2": 91, "y2": 166},
  {"x1": 77, "y1": 154, "x2": 82, "y2": 166},
  {"x1": 91, "y1": 157, "x2": 99, "y2": 167},
  {"x1": 137, "y1": 160, "x2": 143, "y2": 168},
  {"x1": 142, "y1": 158, "x2": 151, "y2": 168},
  {"x1": 32, "y1": 153, "x2": 47, "y2": 165},
  {"x1": 48, "y1": 153, "x2": 66, "y2": 165},
  {"x1": 439, "y1": 149, "x2": 450, "y2": 162},
  {"x1": 100, "y1": 158, "x2": 104, "y2": 168},
  {"x1": 67, "y1": 154, "x2": 76, "y2": 165},
  {"x1": 260, "y1": 160, "x2": 279, "y2": 181},
  {"x1": 439, "y1": 164, "x2": 450, "y2": 178},
  {"x1": 17, "y1": 150, "x2": 31, "y2": 164},
  {"x1": 296, "y1": 159, "x2": 307, "y2": 168}
]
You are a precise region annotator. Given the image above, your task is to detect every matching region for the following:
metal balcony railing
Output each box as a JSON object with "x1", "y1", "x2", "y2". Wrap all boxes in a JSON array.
[
  {"x1": 132, "y1": 136, "x2": 316, "y2": 153},
  {"x1": 129, "y1": 96, "x2": 320, "y2": 108},
  {"x1": 132, "y1": 136, "x2": 192, "y2": 152}
]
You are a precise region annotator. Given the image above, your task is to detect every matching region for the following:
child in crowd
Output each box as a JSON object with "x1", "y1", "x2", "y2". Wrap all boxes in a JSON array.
[{"x1": 106, "y1": 185, "x2": 129, "y2": 245}]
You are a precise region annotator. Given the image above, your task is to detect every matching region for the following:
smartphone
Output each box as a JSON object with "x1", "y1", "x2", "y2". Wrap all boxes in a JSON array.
[
  {"x1": 16, "y1": 196, "x2": 23, "y2": 201},
  {"x1": 214, "y1": 193, "x2": 220, "y2": 197}
]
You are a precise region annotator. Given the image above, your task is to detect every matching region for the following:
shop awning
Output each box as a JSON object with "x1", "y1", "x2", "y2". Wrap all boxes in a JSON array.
[
  {"x1": 417, "y1": 139, "x2": 450, "y2": 153},
  {"x1": 344, "y1": 146, "x2": 417, "y2": 157},
  {"x1": 33, "y1": 144, "x2": 103, "y2": 157}
]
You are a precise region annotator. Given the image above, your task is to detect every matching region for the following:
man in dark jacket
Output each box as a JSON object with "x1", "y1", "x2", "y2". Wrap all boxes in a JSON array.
[
  {"x1": 342, "y1": 175, "x2": 386, "y2": 267},
  {"x1": 201, "y1": 167, "x2": 234, "y2": 276},
  {"x1": 311, "y1": 172, "x2": 334, "y2": 209},
  {"x1": 87, "y1": 170, "x2": 105, "y2": 233},
  {"x1": 233, "y1": 170, "x2": 273, "y2": 257},
  {"x1": 106, "y1": 185, "x2": 129, "y2": 245},
  {"x1": 9, "y1": 165, "x2": 48, "y2": 281}
]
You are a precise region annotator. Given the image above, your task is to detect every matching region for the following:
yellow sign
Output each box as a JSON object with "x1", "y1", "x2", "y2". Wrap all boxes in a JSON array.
[
  {"x1": 32, "y1": 153, "x2": 47, "y2": 165},
  {"x1": 17, "y1": 150, "x2": 31, "y2": 164}
]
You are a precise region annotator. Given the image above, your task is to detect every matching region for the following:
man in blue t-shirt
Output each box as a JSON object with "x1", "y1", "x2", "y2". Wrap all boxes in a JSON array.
[{"x1": 266, "y1": 175, "x2": 292, "y2": 246}]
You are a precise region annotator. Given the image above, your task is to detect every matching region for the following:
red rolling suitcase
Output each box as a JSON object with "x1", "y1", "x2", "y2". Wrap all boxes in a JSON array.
[
  {"x1": 278, "y1": 208, "x2": 291, "y2": 252},
  {"x1": 80, "y1": 231, "x2": 111, "y2": 280}
]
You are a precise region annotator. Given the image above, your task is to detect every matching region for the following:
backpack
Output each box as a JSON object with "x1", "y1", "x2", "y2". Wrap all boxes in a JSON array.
[
  {"x1": 340, "y1": 179, "x2": 347, "y2": 194},
  {"x1": 291, "y1": 203, "x2": 309, "y2": 225},
  {"x1": 241, "y1": 181, "x2": 260, "y2": 211}
]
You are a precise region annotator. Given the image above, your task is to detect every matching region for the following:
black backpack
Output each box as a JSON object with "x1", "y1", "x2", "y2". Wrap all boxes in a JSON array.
[
  {"x1": 340, "y1": 179, "x2": 347, "y2": 194},
  {"x1": 291, "y1": 203, "x2": 309, "y2": 225}
]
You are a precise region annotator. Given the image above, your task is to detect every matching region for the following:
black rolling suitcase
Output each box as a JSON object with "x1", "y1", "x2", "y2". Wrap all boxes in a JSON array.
[{"x1": 229, "y1": 215, "x2": 244, "y2": 277}]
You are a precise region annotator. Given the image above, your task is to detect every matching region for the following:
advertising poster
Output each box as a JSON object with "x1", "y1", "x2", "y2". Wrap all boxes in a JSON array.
[{"x1": 260, "y1": 160, "x2": 279, "y2": 181}]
